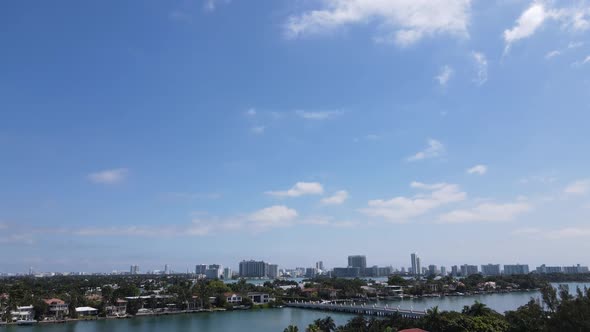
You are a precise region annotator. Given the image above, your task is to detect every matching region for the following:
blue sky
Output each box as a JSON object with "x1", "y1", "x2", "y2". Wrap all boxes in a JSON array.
[{"x1": 1, "y1": 0, "x2": 590, "y2": 273}]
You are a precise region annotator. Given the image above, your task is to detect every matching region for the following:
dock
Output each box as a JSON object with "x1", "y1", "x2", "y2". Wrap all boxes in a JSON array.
[{"x1": 286, "y1": 301, "x2": 426, "y2": 319}]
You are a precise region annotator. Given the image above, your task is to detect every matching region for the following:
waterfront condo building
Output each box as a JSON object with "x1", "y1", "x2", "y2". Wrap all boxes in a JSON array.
[
  {"x1": 481, "y1": 264, "x2": 501, "y2": 276},
  {"x1": 503, "y1": 264, "x2": 530, "y2": 275},
  {"x1": 239, "y1": 260, "x2": 269, "y2": 278},
  {"x1": 410, "y1": 253, "x2": 421, "y2": 276},
  {"x1": 461, "y1": 264, "x2": 479, "y2": 276},
  {"x1": 268, "y1": 264, "x2": 279, "y2": 279},
  {"x1": 348, "y1": 255, "x2": 367, "y2": 269}
]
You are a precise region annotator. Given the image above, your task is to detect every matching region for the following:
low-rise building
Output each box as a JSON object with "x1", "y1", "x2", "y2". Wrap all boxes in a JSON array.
[
  {"x1": 11, "y1": 305, "x2": 35, "y2": 322},
  {"x1": 75, "y1": 307, "x2": 98, "y2": 317},
  {"x1": 43, "y1": 298, "x2": 69, "y2": 319},
  {"x1": 247, "y1": 292, "x2": 270, "y2": 304},
  {"x1": 106, "y1": 299, "x2": 127, "y2": 317},
  {"x1": 224, "y1": 293, "x2": 242, "y2": 304}
]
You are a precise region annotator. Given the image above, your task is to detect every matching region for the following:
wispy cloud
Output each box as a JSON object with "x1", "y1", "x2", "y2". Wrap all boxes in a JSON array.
[
  {"x1": 359, "y1": 182, "x2": 466, "y2": 222},
  {"x1": 284, "y1": 0, "x2": 472, "y2": 47},
  {"x1": 296, "y1": 110, "x2": 342, "y2": 120},
  {"x1": 545, "y1": 50, "x2": 561, "y2": 59},
  {"x1": 266, "y1": 182, "x2": 324, "y2": 197},
  {"x1": 203, "y1": 0, "x2": 230, "y2": 12},
  {"x1": 435, "y1": 65, "x2": 454, "y2": 86},
  {"x1": 564, "y1": 179, "x2": 590, "y2": 195},
  {"x1": 467, "y1": 164, "x2": 488, "y2": 175},
  {"x1": 88, "y1": 168, "x2": 128, "y2": 185},
  {"x1": 438, "y1": 201, "x2": 532, "y2": 224},
  {"x1": 407, "y1": 139, "x2": 445, "y2": 161},
  {"x1": 251, "y1": 126, "x2": 265, "y2": 135},
  {"x1": 321, "y1": 190, "x2": 349, "y2": 205},
  {"x1": 472, "y1": 51, "x2": 488, "y2": 85}
]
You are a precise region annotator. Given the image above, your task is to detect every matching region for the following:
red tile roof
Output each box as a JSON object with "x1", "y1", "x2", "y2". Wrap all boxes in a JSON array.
[{"x1": 44, "y1": 298, "x2": 66, "y2": 305}]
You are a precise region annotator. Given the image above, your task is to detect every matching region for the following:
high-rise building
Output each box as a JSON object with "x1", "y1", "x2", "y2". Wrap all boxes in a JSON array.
[
  {"x1": 195, "y1": 264, "x2": 207, "y2": 275},
  {"x1": 481, "y1": 264, "x2": 501, "y2": 276},
  {"x1": 461, "y1": 264, "x2": 478, "y2": 276},
  {"x1": 348, "y1": 255, "x2": 367, "y2": 269},
  {"x1": 451, "y1": 265, "x2": 458, "y2": 276},
  {"x1": 130, "y1": 265, "x2": 139, "y2": 275},
  {"x1": 268, "y1": 264, "x2": 279, "y2": 279},
  {"x1": 223, "y1": 267, "x2": 232, "y2": 279},
  {"x1": 205, "y1": 264, "x2": 223, "y2": 279},
  {"x1": 332, "y1": 267, "x2": 360, "y2": 278},
  {"x1": 411, "y1": 253, "x2": 421, "y2": 276},
  {"x1": 305, "y1": 267, "x2": 317, "y2": 278},
  {"x1": 428, "y1": 265, "x2": 438, "y2": 276},
  {"x1": 239, "y1": 260, "x2": 269, "y2": 278},
  {"x1": 164, "y1": 264, "x2": 169, "y2": 275},
  {"x1": 504, "y1": 264, "x2": 529, "y2": 275},
  {"x1": 315, "y1": 261, "x2": 324, "y2": 271},
  {"x1": 440, "y1": 266, "x2": 447, "y2": 276}
]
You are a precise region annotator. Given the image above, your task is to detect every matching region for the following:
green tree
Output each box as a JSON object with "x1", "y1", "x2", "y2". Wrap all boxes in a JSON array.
[{"x1": 284, "y1": 325, "x2": 299, "y2": 332}]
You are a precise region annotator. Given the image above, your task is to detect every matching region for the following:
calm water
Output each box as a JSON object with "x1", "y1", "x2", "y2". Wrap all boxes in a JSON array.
[{"x1": 3, "y1": 283, "x2": 588, "y2": 331}]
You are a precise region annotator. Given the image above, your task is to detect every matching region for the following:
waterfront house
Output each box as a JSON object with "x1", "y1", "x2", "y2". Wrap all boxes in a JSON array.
[
  {"x1": 43, "y1": 298, "x2": 69, "y2": 319},
  {"x1": 11, "y1": 305, "x2": 35, "y2": 322},
  {"x1": 106, "y1": 299, "x2": 127, "y2": 317},
  {"x1": 224, "y1": 293, "x2": 243, "y2": 304},
  {"x1": 247, "y1": 292, "x2": 270, "y2": 304},
  {"x1": 75, "y1": 306, "x2": 98, "y2": 317}
]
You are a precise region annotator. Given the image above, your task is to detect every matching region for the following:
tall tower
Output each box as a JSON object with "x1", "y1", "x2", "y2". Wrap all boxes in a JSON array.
[{"x1": 411, "y1": 253, "x2": 421, "y2": 276}]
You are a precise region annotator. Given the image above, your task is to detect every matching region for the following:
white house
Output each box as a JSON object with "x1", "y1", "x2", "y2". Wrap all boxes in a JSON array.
[
  {"x1": 224, "y1": 293, "x2": 242, "y2": 304},
  {"x1": 75, "y1": 307, "x2": 98, "y2": 317}
]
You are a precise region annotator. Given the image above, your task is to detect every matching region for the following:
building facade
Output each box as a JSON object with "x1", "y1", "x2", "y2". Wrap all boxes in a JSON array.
[
  {"x1": 481, "y1": 264, "x2": 501, "y2": 276},
  {"x1": 239, "y1": 260, "x2": 269, "y2": 278},
  {"x1": 504, "y1": 264, "x2": 530, "y2": 275}
]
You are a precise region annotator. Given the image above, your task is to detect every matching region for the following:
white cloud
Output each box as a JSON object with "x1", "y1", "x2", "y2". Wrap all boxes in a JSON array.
[
  {"x1": 266, "y1": 182, "x2": 324, "y2": 197},
  {"x1": 88, "y1": 168, "x2": 128, "y2": 185},
  {"x1": 584, "y1": 55, "x2": 590, "y2": 64},
  {"x1": 248, "y1": 205, "x2": 298, "y2": 228},
  {"x1": 504, "y1": 2, "x2": 590, "y2": 53},
  {"x1": 512, "y1": 226, "x2": 590, "y2": 239},
  {"x1": 438, "y1": 201, "x2": 533, "y2": 224},
  {"x1": 545, "y1": 50, "x2": 561, "y2": 59},
  {"x1": 564, "y1": 179, "x2": 590, "y2": 195},
  {"x1": 245, "y1": 108, "x2": 257, "y2": 116},
  {"x1": 296, "y1": 110, "x2": 342, "y2": 120},
  {"x1": 321, "y1": 190, "x2": 349, "y2": 205},
  {"x1": 472, "y1": 51, "x2": 488, "y2": 85},
  {"x1": 285, "y1": 0, "x2": 471, "y2": 46},
  {"x1": 407, "y1": 139, "x2": 445, "y2": 161},
  {"x1": 360, "y1": 182, "x2": 466, "y2": 222},
  {"x1": 251, "y1": 126, "x2": 265, "y2": 134},
  {"x1": 568, "y1": 41, "x2": 584, "y2": 49},
  {"x1": 435, "y1": 65, "x2": 454, "y2": 86},
  {"x1": 467, "y1": 164, "x2": 488, "y2": 175},
  {"x1": 204, "y1": 0, "x2": 230, "y2": 12}
]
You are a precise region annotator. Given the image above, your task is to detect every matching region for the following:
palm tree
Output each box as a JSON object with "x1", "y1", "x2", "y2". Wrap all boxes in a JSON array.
[
  {"x1": 424, "y1": 306, "x2": 445, "y2": 331},
  {"x1": 462, "y1": 301, "x2": 492, "y2": 317},
  {"x1": 314, "y1": 316, "x2": 336, "y2": 331},
  {"x1": 306, "y1": 324, "x2": 320, "y2": 332},
  {"x1": 284, "y1": 325, "x2": 299, "y2": 332}
]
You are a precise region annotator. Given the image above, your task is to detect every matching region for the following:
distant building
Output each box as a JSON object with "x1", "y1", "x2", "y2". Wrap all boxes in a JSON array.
[
  {"x1": 316, "y1": 261, "x2": 324, "y2": 271},
  {"x1": 504, "y1": 264, "x2": 529, "y2": 275},
  {"x1": 239, "y1": 260, "x2": 269, "y2": 278},
  {"x1": 461, "y1": 264, "x2": 478, "y2": 276},
  {"x1": 411, "y1": 253, "x2": 421, "y2": 276},
  {"x1": 428, "y1": 265, "x2": 438, "y2": 276},
  {"x1": 481, "y1": 264, "x2": 501, "y2": 276},
  {"x1": 305, "y1": 268, "x2": 317, "y2": 278},
  {"x1": 268, "y1": 264, "x2": 279, "y2": 279},
  {"x1": 440, "y1": 266, "x2": 447, "y2": 276},
  {"x1": 247, "y1": 292, "x2": 270, "y2": 304},
  {"x1": 421, "y1": 267, "x2": 428, "y2": 275},
  {"x1": 563, "y1": 264, "x2": 589, "y2": 274},
  {"x1": 223, "y1": 267, "x2": 232, "y2": 280},
  {"x1": 378, "y1": 266, "x2": 393, "y2": 277},
  {"x1": 205, "y1": 264, "x2": 223, "y2": 279},
  {"x1": 164, "y1": 264, "x2": 169, "y2": 275},
  {"x1": 348, "y1": 255, "x2": 367, "y2": 269},
  {"x1": 130, "y1": 265, "x2": 139, "y2": 275},
  {"x1": 451, "y1": 265, "x2": 459, "y2": 276},
  {"x1": 195, "y1": 264, "x2": 207, "y2": 275},
  {"x1": 536, "y1": 264, "x2": 562, "y2": 274},
  {"x1": 333, "y1": 267, "x2": 360, "y2": 278}
]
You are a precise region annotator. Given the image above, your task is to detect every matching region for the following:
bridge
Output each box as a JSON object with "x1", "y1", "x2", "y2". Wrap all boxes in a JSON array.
[{"x1": 286, "y1": 301, "x2": 426, "y2": 319}]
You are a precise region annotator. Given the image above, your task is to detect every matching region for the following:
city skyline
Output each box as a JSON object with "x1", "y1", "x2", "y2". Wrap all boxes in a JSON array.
[{"x1": 1, "y1": 0, "x2": 590, "y2": 272}]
